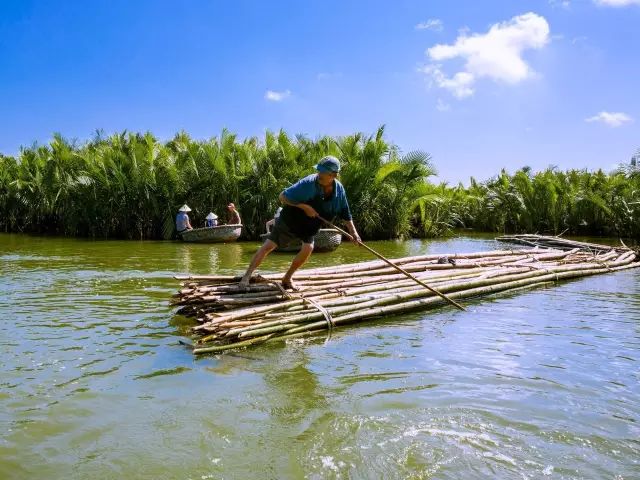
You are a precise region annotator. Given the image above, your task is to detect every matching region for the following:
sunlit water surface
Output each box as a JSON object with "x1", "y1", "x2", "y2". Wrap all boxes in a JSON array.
[{"x1": 1, "y1": 233, "x2": 638, "y2": 479}]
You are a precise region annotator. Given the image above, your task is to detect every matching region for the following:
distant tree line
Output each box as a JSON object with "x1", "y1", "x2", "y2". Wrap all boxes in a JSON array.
[{"x1": 1, "y1": 127, "x2": 638, "y2": 240}]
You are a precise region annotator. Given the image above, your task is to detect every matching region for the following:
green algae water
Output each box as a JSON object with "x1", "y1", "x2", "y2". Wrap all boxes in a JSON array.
[{"x1": 1, "y1": 233, "x2": 639, "y2": 479}]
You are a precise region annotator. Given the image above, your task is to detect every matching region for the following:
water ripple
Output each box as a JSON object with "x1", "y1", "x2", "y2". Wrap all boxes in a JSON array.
[{"x1": 1, "y1": 234, "x2": 639, "y2": 479}]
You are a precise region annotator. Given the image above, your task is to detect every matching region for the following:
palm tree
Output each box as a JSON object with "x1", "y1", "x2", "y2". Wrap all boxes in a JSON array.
[{"x1": 3, "y1": 127, "x2": 639, "y2": 242}]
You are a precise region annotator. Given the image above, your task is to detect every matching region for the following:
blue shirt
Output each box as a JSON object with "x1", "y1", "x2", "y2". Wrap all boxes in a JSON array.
[
  {"x1": 282, "y1": 174, "x2": 352, "y2": 221},
  {"x1": 279, "y1": 174, "x2": 352, "y2": 238},
  {"x1": 176, "y1": 212, "x2": 189, "y2": 232}
]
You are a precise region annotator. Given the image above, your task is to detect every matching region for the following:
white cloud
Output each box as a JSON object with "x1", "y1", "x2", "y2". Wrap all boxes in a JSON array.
[
  {"x1": 415, "y1": 19, "x2": 443, "y2": 32},
  {"x1": 264, "y1": 89, "x2": 291, "y2": 101},
  {"x1": 549, "y1": 0, "x2": 571, "y2": 9},
  {"x1": 420, "y1": 65, "x2": 474, "y2": 98},
  {"x1": 585, "y1": 111, "x2": 633, "y2": 127},
  {"x1": 594, "y1": 0, "x2": 640, "y2": 6},
  {"x1": 436, "y1": 98, "x2": 451, "y2": 112},
  {"x1": 420, "y1": 12, "x2": 550, "y2": 98}
]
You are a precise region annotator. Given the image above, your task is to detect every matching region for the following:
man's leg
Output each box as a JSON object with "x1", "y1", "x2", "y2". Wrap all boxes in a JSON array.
[
  {"x1": 238, "y1": 239, "x2": 278, "y2": 288},
  {"x1": 282, "y1": 242, "x2": 314, "y2": 289}
]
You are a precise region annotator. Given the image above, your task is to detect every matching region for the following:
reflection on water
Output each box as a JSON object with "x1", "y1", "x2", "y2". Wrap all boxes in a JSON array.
[
  {"x1": 174, "y1": 242, "x2": 245, "y2": 274},
  {"x1": 179, "y1": 244, "x2": 194, "y2": 272},
  {"x1": 0, "y1": 233, "x2": 639, "y2": 479}
]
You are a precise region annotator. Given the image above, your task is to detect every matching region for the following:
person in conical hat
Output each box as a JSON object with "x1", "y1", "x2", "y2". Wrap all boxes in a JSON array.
[
  {"x1": 176, "y1": 204, "x2": 193, "y2": 234},
  {"x1": 205, "y1": 212, "x2": 218, "y2": 228}
]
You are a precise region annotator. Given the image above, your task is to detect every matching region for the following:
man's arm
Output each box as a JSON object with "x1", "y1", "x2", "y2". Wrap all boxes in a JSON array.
[
  {"x1": 338, "y1": 187, "x2": 360, "y2": 244},
  {"x1": 344, "y1": 220, "x2": 361, "y2": 244}
]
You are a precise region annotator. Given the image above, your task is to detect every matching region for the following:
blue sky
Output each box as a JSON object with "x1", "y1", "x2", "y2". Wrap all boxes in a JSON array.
[{"x1": 1, "y1": 0, "x2": 638, "y2": 183}]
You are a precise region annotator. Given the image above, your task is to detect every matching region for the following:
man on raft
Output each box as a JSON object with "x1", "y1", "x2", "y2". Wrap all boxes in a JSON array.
[{"x1": 238, "y1": 155, "x2": 361, "y2": 290}]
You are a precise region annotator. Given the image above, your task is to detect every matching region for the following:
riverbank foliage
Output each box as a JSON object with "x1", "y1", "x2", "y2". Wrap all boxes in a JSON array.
[{"x1": 1, "y1": 128, "x2": 638, "y2": 240}]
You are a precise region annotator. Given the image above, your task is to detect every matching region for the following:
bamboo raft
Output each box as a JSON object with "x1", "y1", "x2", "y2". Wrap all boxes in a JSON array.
[{"x1": 172, "y1": 238, "x2": 639, "y2": 355}]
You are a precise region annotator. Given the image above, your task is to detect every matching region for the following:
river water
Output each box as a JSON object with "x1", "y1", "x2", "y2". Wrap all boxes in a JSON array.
[{"x1": 1, "y1": 233, "x2": 638, "y2": 479}]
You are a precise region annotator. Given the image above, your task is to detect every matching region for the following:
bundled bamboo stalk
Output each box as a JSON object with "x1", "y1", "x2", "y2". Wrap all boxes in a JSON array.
[
  {"x1": 172, "y1": 237, "x2": 639, "y2": 355},
  {"x1": 173, "y1": 248, "x2": 550, "y2": 282},
  {"x1": 496, "y1": 234, "x2": 631, "y2": 253}
]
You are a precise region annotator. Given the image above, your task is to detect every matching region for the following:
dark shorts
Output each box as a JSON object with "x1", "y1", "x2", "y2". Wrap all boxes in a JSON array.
[{"x1": 266, "y1": 218, "x2": 315, "y2": 247}]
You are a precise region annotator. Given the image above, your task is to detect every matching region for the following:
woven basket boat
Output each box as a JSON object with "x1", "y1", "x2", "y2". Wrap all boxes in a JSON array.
[
  {"x1": 259, "y1": 228, "x2": 342, "y2": 252},
  {"x1": 181, "y1": 224, "x2": 242, "y2": 243}
]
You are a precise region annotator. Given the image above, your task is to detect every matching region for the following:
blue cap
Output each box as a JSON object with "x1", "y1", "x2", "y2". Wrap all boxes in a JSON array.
[{"x1": 315, "y1": 155, "x2": 341, "y2": 173}]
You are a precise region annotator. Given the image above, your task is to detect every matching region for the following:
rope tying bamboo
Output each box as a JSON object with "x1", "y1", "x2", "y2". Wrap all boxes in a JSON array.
[{"x1": 302, "y1": 297, "x2": 335, "y2": 330}]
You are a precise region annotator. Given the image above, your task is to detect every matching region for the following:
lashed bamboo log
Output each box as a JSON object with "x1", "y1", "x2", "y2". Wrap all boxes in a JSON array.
[{"x1": 172, "y1": 236, "x2": 639, "y2": 355}]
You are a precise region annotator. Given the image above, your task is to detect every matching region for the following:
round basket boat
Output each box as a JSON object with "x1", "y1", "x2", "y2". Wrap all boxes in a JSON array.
[
  {"x1": 259, "y1": 228, "x2": 342, "y2": 252},
  {"x1": 181, "y1": 224, "x2": 242, "y2": 243}
]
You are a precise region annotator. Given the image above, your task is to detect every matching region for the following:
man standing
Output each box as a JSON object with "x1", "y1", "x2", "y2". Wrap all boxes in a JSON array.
[{"x1": 239, "y1": 156, "x2": 361, "y2": 289}]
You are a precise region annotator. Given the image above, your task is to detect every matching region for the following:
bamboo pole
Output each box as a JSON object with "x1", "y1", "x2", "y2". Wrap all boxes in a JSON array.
[
  {"x1": 318, "y1": 217, "x2": 466, "y2": 311},
  {"x1": 192, "y1": 334, "x2": 275, "y2": 354}
]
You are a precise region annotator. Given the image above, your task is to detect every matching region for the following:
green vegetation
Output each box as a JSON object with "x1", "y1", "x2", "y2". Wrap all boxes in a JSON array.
[{"x1": 1, "y1": 127, "x2": 638, "y2": 240}]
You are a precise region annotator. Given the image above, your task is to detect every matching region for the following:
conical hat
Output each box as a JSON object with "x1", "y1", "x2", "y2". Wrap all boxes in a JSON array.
[
  {"x1": 179, "y1": 204, "x2": 192, "y2": 212},
  {"x1": 206, "y1": 212, "x2": 218, "y2": 220}
]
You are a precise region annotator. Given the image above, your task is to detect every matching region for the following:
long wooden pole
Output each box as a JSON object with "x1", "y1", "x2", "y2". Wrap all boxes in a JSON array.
[{"x1": 318, "y1": 217, "x2": 466, "y2": 311}]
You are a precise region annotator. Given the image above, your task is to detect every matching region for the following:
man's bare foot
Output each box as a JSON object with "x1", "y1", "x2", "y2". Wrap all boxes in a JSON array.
[
  {"x1": 238, "y1": 275, "x2": 251, "y2": 290},
  {"x1": 281, "y1": 278, "x2": 299, "y2": 291}
]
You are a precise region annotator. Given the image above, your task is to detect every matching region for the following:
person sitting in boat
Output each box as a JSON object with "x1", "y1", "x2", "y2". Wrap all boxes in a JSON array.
[
  {"x1": 205, "y1": 212, "x2": 218, "y2": 228},
  {"x1": 176, "y1": 204, "x2": 193, "y2": 234},
  {"x1": 226, "y1": 203, "x2": 242, "y2": 225},
  {"x1": 239, "y1": 155, "x2": 361, "y2": 290},
  {"x1": 265, "y1": 207, "x2": 283, "y2": 233}
]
